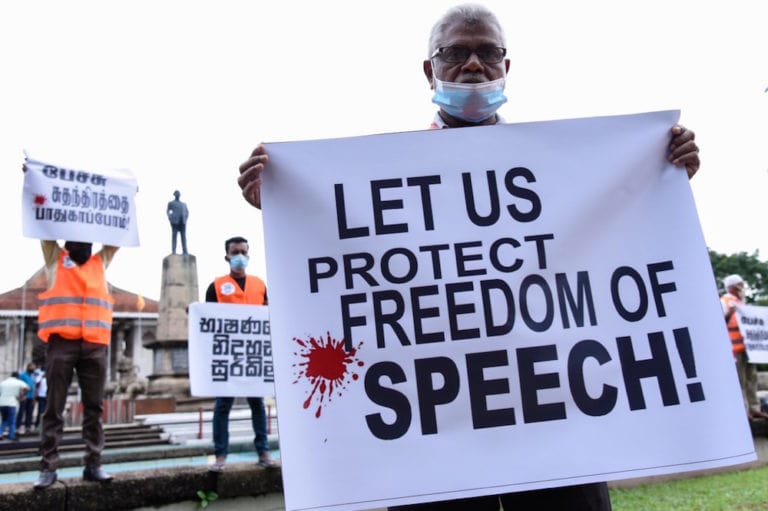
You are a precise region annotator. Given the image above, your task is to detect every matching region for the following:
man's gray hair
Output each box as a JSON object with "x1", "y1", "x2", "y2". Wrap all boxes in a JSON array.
[{"x1": 427, "y1": 4, "x2": 506, "y2": 57}]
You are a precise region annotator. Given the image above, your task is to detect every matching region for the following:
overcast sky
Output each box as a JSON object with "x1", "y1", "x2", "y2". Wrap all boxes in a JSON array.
[{"x1": 1, "y1": 0, "x2": 766, "y2": 302}]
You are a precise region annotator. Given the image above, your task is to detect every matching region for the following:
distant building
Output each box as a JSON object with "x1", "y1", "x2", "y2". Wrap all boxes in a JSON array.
[{"x1": 0, "y1": 268, "x2": 158, "y2": 385}]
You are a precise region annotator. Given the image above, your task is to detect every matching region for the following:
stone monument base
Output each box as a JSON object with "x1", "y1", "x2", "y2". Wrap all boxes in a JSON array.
[{"x1": 147, "y1": 254, "x2": 198, "y2": 403}]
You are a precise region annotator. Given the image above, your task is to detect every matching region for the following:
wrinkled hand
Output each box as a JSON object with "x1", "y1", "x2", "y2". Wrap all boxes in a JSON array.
[
  {"x1": 238, "y1": 144, "x2": 269, "y2": 209},
  {"x1": 669, "y1": 124, "x2": 699, "y2": 179}
]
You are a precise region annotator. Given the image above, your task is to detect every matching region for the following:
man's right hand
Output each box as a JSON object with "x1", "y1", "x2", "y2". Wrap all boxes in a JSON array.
[{"x1": 238, "y1": 144, "x2": 269, "y2": 209}]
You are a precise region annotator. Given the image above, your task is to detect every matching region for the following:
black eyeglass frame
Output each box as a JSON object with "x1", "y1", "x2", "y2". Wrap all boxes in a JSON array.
[{"x1": 430, "y1": 45, "x2": 507, "y2": 64}]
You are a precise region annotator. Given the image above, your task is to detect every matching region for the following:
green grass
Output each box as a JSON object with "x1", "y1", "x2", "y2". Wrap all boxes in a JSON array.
[{"x1": 610, "y1": 466, "x2": 768, "y2": 510}]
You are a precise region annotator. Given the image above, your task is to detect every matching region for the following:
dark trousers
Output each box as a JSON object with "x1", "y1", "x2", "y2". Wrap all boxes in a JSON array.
[
  {"x1": 35, "y1": 397, "x2": 47, "y2": 428},
  {"x1": 389, "y1": 482, "x2": 612, "y2": 511},
  {"x1": 171, "y1": 223, "x2": 187, "y2": 255},
  {"x1": 40, "y1": 336, "x2": 107, "y2": 471},
  {"x1": 16, "y1": 399, "x2": 35, "y2": 430},
  {"x1": 212, "y1": 397, "x2": 268, "y2": 457}
]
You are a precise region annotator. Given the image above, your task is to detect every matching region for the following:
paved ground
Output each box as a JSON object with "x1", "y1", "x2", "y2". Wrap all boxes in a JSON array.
[{"x1": 1, "y1": 408, "x2": 765, "y2": 510}]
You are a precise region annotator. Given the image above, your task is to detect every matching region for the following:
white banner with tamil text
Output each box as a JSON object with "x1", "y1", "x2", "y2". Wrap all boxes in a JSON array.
[{"x1": 22, "y1": 156, "x2": 139, "y2": 246}]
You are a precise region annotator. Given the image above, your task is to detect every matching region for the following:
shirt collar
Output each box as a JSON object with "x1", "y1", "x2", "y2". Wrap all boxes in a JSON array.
[{"x1": 430, "y1": 112, "x2": 506, "y2": 129}]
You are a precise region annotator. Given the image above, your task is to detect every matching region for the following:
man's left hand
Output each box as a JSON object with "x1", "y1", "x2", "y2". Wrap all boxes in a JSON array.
[{"x1": 669, "y1": 124, "x2": 700, "y2": 179}]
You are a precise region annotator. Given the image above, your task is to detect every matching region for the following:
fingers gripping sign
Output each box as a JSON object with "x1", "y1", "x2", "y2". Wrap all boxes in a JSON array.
[
  {"x1": 238, "y1": 144, "x2": 269, "y2": 209},
  {"x1": 668, "y1": 124, "x2": 700, "y2": 179}
]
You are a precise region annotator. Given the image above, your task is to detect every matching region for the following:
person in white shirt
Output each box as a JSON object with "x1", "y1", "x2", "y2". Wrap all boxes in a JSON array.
[{"x1": 0, "y1": 372, "x2": 30, "y2": 441}]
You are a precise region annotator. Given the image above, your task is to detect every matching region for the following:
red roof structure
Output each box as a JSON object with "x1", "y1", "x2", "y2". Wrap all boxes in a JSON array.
[{"x1": 0, "y1": 267, "x2": 158, "y2": 315}]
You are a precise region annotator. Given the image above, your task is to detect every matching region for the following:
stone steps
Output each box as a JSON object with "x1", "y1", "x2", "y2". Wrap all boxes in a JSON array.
[
  {"x1": 0, "y1": 423, "x2": 170, "y2": 460},
  {"x1": 0, "y1": 407, "x2": 279, "y2": 474}
]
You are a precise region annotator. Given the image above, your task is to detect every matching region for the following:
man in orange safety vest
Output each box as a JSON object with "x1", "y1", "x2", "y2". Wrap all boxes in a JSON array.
[
  {"x1": 34, "y1": 239, "x2": 118, "y2": 490},
  {"x1": 721, "y1": 274, "x2": 768, "y2": 421}
]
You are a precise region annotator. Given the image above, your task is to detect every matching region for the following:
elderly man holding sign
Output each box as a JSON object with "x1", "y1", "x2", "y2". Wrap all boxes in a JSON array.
[
  {"x1": 720, "y1": 274, "x2": 768, "y2": 421},
  {"x1": 233, "y1": 5, "x2": 726, "y2": 511}
]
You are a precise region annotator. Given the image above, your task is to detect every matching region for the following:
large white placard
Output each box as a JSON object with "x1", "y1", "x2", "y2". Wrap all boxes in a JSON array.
[
  {"x1": 737, "y1": 304, "x2": 768, "y2": 364},
  {"x1": 261, "y1": 111, "x2": 755, "y2": 511},
  {"x1": 188, "y1": 302, "x2": 275, "y2": 398},
  {"x1": 22, "y1": 156, "x2": 140, "y2": 246}
]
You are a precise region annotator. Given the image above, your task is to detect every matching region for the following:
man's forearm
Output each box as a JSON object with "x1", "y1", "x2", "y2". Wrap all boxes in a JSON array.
[
  {"x1": 40, "y1": 240, "x2": 60, "y2": 267},
  {"x1": 100, "y1": 245, "x2": 120, "y2": 269}
]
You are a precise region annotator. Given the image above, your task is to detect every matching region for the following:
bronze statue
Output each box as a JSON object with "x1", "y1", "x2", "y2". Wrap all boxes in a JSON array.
[{"x1": 167, "y1": 190, "x2": 189, "y2": 255}]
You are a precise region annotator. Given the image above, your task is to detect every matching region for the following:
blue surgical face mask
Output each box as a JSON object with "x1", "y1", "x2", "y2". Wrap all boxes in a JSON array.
[
  {"x1": 431, "y1": 77, "x2": 507, "y2": 123},
  {"x1": 229, "y1": 254, "x2": 249, "y2": 271}
]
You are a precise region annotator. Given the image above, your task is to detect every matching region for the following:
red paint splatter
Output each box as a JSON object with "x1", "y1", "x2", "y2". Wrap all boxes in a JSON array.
[
  {"x1": 34, "y1": 194, "x2": 46, "y2": 205},
  {"x1": 292, "y1": 332, "x2": 364, "y2": 418}
]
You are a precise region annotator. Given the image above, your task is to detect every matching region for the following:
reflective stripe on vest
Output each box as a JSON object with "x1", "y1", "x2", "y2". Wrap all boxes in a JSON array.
[
  {"x1": 39, "y1": 297, "x2": 114, "y2": 310},
  {"x1": 37, "y1": 252, "x2": 114, "y2": 345},
  {"x1": 85, "y1": 297, "x2": 114, "y2": 309},
  {"x1": 38, "y1": 319, "x2": 112, "y2": 329}
]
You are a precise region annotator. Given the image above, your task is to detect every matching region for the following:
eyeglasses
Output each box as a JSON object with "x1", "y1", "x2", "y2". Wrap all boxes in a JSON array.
[{"x1": 430, "y1": 45, "x2": 507, "y2": 64}]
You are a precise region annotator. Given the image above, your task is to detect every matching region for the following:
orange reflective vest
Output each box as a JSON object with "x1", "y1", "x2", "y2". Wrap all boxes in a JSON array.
[
  {"x1": 720, "y1": 293, "x2": 744, "y2": 354},
  {"x1": 214, "y1": 275, "x2": 266, "y2": 305},
  {"x1": 37, "y1": 251, "x2": 114, "y2": 345}
]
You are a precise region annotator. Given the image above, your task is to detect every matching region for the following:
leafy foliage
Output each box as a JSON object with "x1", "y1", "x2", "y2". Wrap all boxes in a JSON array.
[
  {"x1": 196, "y1": 490, "x2": 218, "y2": 509},
  {"x1": 709, "y1": 249, "x2": 768, "y2": 304}
]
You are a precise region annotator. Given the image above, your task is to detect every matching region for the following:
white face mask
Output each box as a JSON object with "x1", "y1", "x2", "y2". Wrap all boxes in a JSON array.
[
  {"x1": 431, "y1": 77, "x2": 507, "y2": 122},
  {"x1": 228, "y1": 254, "x2": 249, "y2": 271}
]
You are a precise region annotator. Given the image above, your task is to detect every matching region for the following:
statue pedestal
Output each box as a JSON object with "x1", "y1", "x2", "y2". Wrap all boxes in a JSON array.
[{"x1": 146, "y1": 254, "x2": 198, "y2": 399}]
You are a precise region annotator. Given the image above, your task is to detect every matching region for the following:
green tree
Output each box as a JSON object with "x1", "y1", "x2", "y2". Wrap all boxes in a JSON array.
[{"x1": 709, "y1": 249, "x2": 768, "y2": 304}]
